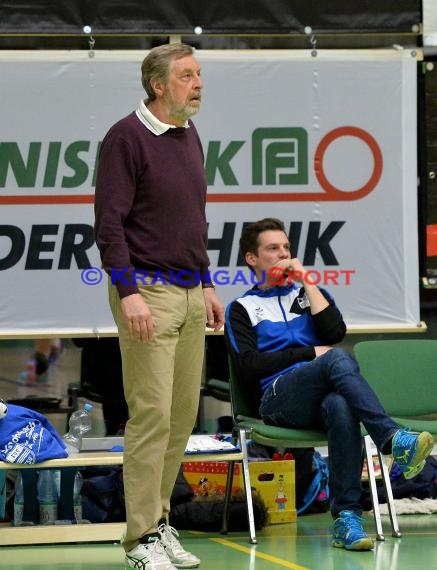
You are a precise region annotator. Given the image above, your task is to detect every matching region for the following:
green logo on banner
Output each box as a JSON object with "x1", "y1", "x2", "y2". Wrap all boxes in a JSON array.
[{"x1": 252, "y1": 127, "x2": 308, "y2": 185}]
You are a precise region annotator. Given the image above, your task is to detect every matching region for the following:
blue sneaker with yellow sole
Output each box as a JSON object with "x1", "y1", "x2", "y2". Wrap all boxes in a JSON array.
[
  {"x1": 392, "y1": 429, "x2": 434, "y2": 480},
  {"x1": 332, "y1": 511, "x2": 374, "y2": 551}
]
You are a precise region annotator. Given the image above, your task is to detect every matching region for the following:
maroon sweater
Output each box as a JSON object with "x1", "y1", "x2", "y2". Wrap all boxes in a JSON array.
[{"x1": 94, "y1": 112, "x2": 210, "y2": 298}]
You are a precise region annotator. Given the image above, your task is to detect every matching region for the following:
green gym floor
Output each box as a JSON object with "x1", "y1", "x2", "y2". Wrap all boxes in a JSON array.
[{"x1": 1, "y1": 512, "x2": 436, "y2": 569}]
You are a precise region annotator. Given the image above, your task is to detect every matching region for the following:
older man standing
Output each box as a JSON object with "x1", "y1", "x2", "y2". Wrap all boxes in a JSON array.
[{"x1": 95, "y1": 43, "x2": 224, "y2": 570}]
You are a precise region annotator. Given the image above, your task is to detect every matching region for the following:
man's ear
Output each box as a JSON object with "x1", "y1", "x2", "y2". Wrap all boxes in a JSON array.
[
  {"x1": 150, "y1": 78, "x2": 164, "y2": 98},
  {"x1": 245, "y1": 251, "x2": 256, "y2": 270}
]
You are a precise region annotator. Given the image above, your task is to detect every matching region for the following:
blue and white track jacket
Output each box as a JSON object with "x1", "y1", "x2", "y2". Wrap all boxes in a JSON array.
[{"x1": 225, "y1": 284, "x2": 346, "y2": 393}]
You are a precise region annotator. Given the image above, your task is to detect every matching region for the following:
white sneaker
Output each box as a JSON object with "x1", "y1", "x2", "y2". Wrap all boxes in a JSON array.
[
  {"x1": 125, "y1": 536, "x2": 177, "y2": 570},
  {"x1": 158, "y1": 524, "x2": 200, "y2": 568}
]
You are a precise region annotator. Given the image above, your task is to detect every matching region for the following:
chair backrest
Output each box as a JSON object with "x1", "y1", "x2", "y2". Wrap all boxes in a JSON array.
[
  {"x1": 227, "y1": 355, "x2": 263, "y2": 421},
  {"x1": 354, "y1": 339, "x2": 437, "y2": 417}
]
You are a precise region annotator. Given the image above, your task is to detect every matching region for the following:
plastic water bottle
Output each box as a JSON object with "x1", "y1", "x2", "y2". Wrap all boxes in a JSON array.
[
  {"x1": 13, "y1": 472, "x2": 24, "y2": 526},
  {"x1": 63, "y1": 403, "x2": 93, "y2": 453},
  {"x1": 37, "y1": 470, "x2": 58, "y2": 525}
]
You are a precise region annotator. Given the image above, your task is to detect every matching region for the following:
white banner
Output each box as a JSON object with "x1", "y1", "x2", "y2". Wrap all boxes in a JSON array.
[
  {"x1": 0, "y1": 50, "x2": 419, "y2": 336},
  {"x1": 423, "y1": 0, "x2": 437, "y2": 46}
]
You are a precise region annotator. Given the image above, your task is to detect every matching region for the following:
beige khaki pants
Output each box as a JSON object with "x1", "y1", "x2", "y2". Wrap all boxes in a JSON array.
[{"x1": 109, "y1": 281, "x2": 206, "y2": 552}]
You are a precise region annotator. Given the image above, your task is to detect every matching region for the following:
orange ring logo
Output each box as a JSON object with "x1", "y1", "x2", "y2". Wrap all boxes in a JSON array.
[{"x1": 314, "y1": 126, "x2": 383, "y2": 200}]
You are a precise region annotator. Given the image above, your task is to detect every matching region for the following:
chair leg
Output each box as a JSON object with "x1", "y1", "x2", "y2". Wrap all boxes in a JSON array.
[
  {"x1": 363, "y1": 435, "x2": 384, "y2": 541},
  {"x1": 239, "y1": 428, "x2": 257, "y2": 544},
  {"x1": 220, "y1": 459, "x2": 235, "y2": 535},
  {"x1": 377, "y1": 450, "x2": 401, "y2": 538}
]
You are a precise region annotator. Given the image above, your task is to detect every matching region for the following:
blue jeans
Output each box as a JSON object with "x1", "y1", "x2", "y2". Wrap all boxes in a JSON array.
[{"x1": 259, "y1": 348, "x2": 399, "y2": 518}]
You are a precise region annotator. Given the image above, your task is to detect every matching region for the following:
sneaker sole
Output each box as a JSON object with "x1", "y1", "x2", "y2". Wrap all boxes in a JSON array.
[
  {"x1": 346, "y1": 537, "x2": 374, "y2": 551},
  {"x1": 169, "y1": 556, "x2": 200, "y2": 569},
  {"x1": 405, "y1": 432, "x2": 434, "y2": 476},
  {"x1": 332, "y1": 537, "x2": 374, "y2": 551}
]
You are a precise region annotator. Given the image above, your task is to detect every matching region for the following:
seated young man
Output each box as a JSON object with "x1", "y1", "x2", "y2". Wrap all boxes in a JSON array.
[{"x1": 225, "y1": 217, "x2": 433, "y2": 551}]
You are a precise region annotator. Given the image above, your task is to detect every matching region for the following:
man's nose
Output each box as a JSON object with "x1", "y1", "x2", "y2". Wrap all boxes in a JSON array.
[{"x1": 195, "y1": 75, "x2": 204, "y2": 89}]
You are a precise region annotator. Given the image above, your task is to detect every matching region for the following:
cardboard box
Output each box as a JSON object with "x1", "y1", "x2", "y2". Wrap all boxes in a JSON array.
[
  {"x1": 361, "y1": 455, "x2": 393, "y2": 481},
  {"x1": 183, "y1": 459, "x2": 296, "y2": 524},
  {"x1": 249, "y1": 460, "x2": 296, "y2": 524},
  {"x1": 183, "y1": 460, "x2": 242, "y2": 497}
]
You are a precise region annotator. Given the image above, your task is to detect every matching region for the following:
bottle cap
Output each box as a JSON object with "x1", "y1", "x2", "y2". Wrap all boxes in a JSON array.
[{"x1": 84, "y1": 403, "x2": 93, "y2": 412}]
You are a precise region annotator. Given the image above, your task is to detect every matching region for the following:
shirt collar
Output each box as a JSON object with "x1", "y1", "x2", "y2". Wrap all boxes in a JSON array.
[{"x1": 135, "y1": 99, "x2": 189, "y2": 135}]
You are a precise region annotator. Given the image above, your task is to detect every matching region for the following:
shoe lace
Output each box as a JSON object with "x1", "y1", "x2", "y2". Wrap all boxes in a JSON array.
[
  {"x1": 158, "y1": 524, "x2": 184, "y2": 554},
  {"x1": 145, "y1": 539, "x2": 169, "y2": 563},
  {"x1": 342, "y1": 512, "x2": 364, "y2": 535}
]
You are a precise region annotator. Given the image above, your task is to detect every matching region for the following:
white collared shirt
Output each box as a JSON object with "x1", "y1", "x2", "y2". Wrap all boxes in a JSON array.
[{"x1": 135, "y1": 99, "x2": 189, "y2": 136}]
